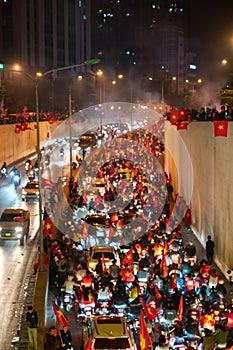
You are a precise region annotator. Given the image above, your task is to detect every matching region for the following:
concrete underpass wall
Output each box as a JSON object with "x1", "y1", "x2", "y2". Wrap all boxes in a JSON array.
[
  {"x1": 0, "y1": 121, "x2": 61, "y2": 165},
  {"x1": 165, "y1": 121, "x2": 233, "y2": 276}
]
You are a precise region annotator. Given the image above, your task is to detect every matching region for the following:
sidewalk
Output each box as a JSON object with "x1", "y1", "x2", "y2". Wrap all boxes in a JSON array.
[{"x1": 181, "y1": 222, "x2": 232, "y2": 301}]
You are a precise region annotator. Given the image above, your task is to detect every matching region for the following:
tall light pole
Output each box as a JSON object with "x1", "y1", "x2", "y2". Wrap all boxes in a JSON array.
[
  {"x1": 68, "y1": 75, "x2": 83, "y2": 179},
  {"x1": 11, "y1": 58, "x2": 100, "y2": 271},
  {"x1": 96, "y1": 69, "x2": 104, "y2": 134}
]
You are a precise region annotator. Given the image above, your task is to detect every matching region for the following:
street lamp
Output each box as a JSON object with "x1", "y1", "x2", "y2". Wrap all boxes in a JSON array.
[{"x1": 10, "y1": 58, "x2": 100, "y2": 271}]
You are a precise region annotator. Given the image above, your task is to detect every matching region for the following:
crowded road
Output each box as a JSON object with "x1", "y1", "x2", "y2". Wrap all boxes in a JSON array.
[{"x1": 0, "y1": 164, "x2": 39, "y2": 349}]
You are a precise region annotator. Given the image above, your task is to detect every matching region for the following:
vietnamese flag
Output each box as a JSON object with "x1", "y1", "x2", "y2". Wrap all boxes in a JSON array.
[
  {"x1": 41, "y1": 177, "x2": 56, "y2": 188},
  {"x1": 171, "y1": 272, "x2": 177, "y2": 290},
  {"x1": 177, "y1": 294, "x2": 184, "y2": 321},
  {"x1": 214, "y1": 120, "x2": 228, "y2": 137},
  {"x1": 121, "y1": 247, "x2": 134, "y2": 266},
  {"x1": 178, "y1": 107, "x2": 188, "y2": 120},
  {"x1": 139, "y1": 309, "x2": 152, "y2": 350},
  {"x1": 163, "y1": 239, "x2": 169, "y2": 255},
  {"x1": 184, "y1": 208, "x2": 192, "y2": 226},
  {"x1": 52, "y1": 299, "x2": 68, "y2": 327},
  {"x1": 135, "y1": 243, "x2": 142, "y2": 256},
  {"x1": 170, "y1": 108, "x2": 179, "y2": 125},
  {"x1": 120, "y1": 268, "x2": 135, "y2": 282},
  {"x1": 21, "y1": 122, "x2": 28, "y2": 131},
  {"x1": 154, "y1": 285, "x2": 163, "y2": 301},
  {"x1": 15, "y1": 124, "x2": 21, "y2": 134},
  {"x1": 141, "y1": 299, "x2": 158, "y2": 320},
  {"x1": 160, "y1": 252, "x2": 168, "y2": 279},
  {"x1": 101, "y1": 252, "x2": 107, "y2": 274},
  {"x1": 177, "y1": 122, "x2": 188, "y2": 131},
  {"x1": 84, "y1": 339, "x2": 92, "y2": 350},
  {"x1": 43, "y1": 217, "x2": 55, "y2": 237}
]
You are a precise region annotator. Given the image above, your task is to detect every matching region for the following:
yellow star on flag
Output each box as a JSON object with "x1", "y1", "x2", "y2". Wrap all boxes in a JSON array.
[
  {"x1": 140, "y1": 335, "x2": 146, "y2": 350},
  {"x1": 218, "y1": 125, "x2": 224, "y2": 130},
  {"x1": 46, "y1": 223, "x2": 52, "y2": 230}
]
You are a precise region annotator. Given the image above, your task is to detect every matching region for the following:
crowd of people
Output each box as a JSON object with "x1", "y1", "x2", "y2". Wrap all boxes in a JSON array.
[{"x1": 39, "y1": 194, "x2": 233, "y2": 350}]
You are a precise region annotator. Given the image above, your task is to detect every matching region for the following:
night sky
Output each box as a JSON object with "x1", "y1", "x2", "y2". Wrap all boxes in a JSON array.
[{"x1": 187, "y1": 0, "x2": 233, "y2": 74}]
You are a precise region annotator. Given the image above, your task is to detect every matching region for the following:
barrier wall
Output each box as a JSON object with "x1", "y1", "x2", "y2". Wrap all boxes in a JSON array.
[
  {"x1": 165, "y1": 121, "x2": 233, "y2": 276},
  {"x1": 0, "y1": 121, "x2": 60, "y2": 166}
]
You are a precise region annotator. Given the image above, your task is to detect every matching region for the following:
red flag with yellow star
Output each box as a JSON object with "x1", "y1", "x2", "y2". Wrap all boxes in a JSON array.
[
  {"x1": 176, "y1": 121, "x2": 189, "y2": 130},
  {"x1": 101, "y1": 252, "x2": 107, "y2": 274},
  {"x1": 154, "y1": 285, "x2": 163, "y2": 301},
  {"x1": 84, "y1": 338, "x2": 92, "y2": 350},
  {"x1": 214, "y1": 120, "x2": 228, "y2": 137},
  {"x1": 141, "y1": 299, "x2": 158, "y2": 320},
  {"x1": 184, "y1": 208, "x2": 192, "y2": 226},
  {"x1": 52, "y1": 299, "x2": 68, "y2": 327},
  {"x1": 178, "y1": 107, "x2": 188, "y2": 120},
  {"x1": 169, "y1": 108, "x2": 179, "y2": 125},
  {"x1": 177, "y1": 294, "x2": 184, "y2": 321},
  {"x1": 121, "y1": 247, "x2": 134, "y2": 266},
  {"x1": 41, "y1": 177, "x2": 56, "y2": 188},
  {"x1": 140, "y1": 309, "x2": 152, "y2": 350},
  {"x1": 43, "y1": 217, "x2": 55, "y2": 236},
  {"x1": 160, "y1": 252, "x2": 168, "y2": 279}
]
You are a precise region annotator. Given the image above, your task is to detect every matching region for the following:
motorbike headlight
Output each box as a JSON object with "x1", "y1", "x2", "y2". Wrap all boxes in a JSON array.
[
  {"x1": 0, "y1": 227, "x2": 2, "y2": 231},
  {"x1": 15, "y1": 227, "x2": 23, "y2": 232},
  {"x1": 36, "y1": 191, "x2": 39, "y2": 195},
  {"x1": 22, "y1": 189, "x2": 26, "y2": 194},
  {"x1": 10, "y1": 171, "x2": 14, "y2": 176}
]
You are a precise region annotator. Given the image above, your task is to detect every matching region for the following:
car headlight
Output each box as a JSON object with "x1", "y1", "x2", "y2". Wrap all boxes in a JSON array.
[{"x1": 15, "y1": 227, "x2": 23, "y2": 232}]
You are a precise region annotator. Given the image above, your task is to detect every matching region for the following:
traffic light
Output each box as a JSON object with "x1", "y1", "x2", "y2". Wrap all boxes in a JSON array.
[{"x1": 0, "y1": 63, "x2": 4, "y2": 69}]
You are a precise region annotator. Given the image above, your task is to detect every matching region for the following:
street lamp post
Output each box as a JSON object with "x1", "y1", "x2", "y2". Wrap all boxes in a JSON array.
[{"x1": 11, "y1": 58, "x2": 100, "y2": 271}]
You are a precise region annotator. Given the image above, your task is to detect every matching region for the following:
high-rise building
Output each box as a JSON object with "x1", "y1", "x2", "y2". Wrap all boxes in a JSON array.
[
  {"x1": 0, "y1": 0, "x2": 91, "y2": 70},
  {"x1": 0, "y1": 0, "x2": 94, "y2": 112},
  {"x1": 91, "y1": 0, "x2": 196, "y2": 105}
]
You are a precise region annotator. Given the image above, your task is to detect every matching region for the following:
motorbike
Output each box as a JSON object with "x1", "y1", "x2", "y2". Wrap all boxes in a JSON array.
[
  {"x1": 25, "y1": 159, "x2": 31, "y2": 173},
  {"x1": 9, "y1": 167, "x2": 17, "y2": 183},
  {"x1": 95, "y1": 300, "x2": 110, "y2": 315},
  {"x1": 78, "y1": 290, "x2": 95, "y2": 318},
  {"x1": 111, "y1": 299, "x2": 128, "y2": 316},
  {"x1": 59, "y1": 148, "x2": 64, "y2": 159},
  {"x1": 1, "y1": 166, "x2": 7, "y2": 179},
  {"x1": 27, "y1": 168, "x2": 35, "y2": 181},
  {"x1": 183, "y1": 252, "x2": 197, "y2": 267},
  {"x1": 62, "y1": 291, "x2": 75, "y2": 312},
  {"x1": 44, "y1": 155, "x2": 50, "y2": 167},
  {"x1": 13, "y1": 173, "x2": 21, "y2": 189}
]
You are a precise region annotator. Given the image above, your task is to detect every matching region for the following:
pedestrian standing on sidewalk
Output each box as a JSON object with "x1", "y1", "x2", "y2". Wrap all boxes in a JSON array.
[
  {"x1": 206, "y1": 235, "x2": 215, "y2": 266},
  {"x1": 26, "y1": 305, "x2": 39, "y2": 350}
]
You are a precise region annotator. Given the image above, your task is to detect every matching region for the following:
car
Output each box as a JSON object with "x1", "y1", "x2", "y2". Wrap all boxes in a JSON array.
[
  {"x1": 79, "y1": 132, "x2": 97, "y2": 149},
  {"x1": 82, "y1": 315, "x2": 136, "y2": 350},
  {"x1": 84, "y1": 214, "x2": 109, "y2": 227},
  {"x1": 86, "y1": 245, "x2": 120, "y2": 274},
  {"x1": 0, "y1": 208, "x2": 30, "y2": 245},
  {"x1": 21, "y1": 181, "x2": 39, "y2": 201}
]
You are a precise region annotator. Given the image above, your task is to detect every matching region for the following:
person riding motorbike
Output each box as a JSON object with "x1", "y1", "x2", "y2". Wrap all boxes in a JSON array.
[
  {"x1": 185, "y1": 241, "x2": 197, "y2": 257},
  {"x1": 13, "y1": 170, "x2": 21, "y2": 188},
  {"x1": 9, "y1": 166, "x2": 17, "y2": 182},
  {"x1": 1, "y1": 162, "x2": 7, "y2": 178}
]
